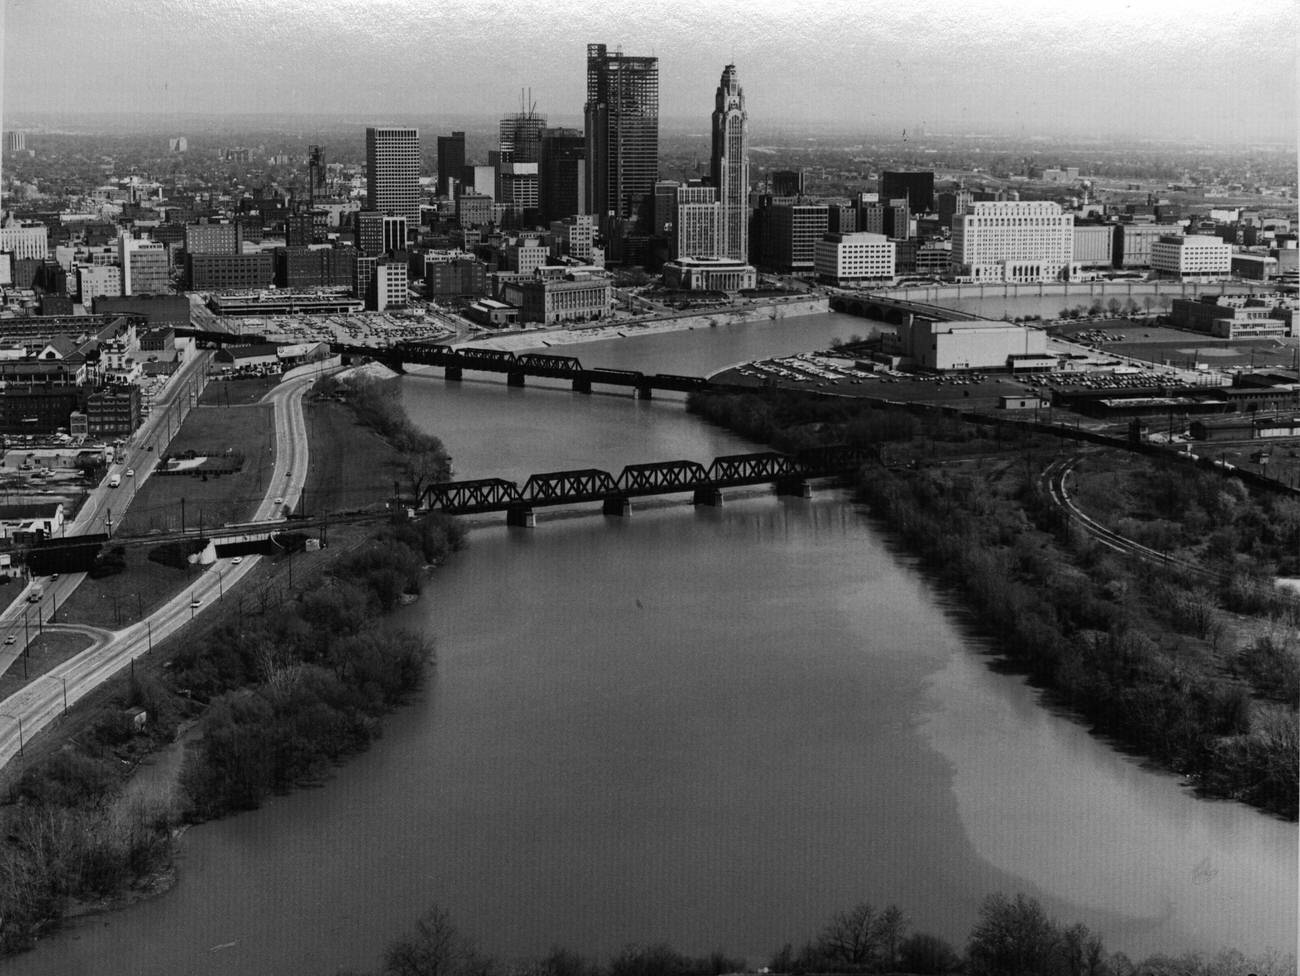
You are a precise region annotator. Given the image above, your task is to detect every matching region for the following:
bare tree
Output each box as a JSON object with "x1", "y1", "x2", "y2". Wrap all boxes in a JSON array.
[
  {"x1": 966, "y1": 893, "x2": 1062, "y2": 976},
  {"x1": 383, "y1": 906, "x2": 491, "y2": 976},
  {"x1": 876, "y1": 904, "x2": 909, "y2": 970},
  {"x1": 818, "y1": 902, "x2": 881, "y2": 967}
]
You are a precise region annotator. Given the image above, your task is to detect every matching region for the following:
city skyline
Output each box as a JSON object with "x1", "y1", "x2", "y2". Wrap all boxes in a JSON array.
[{"x1": 1, "y1": 0, "x2": 1296, "y2": 144}]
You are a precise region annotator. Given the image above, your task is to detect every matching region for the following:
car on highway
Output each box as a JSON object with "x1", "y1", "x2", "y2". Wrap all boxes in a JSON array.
[
  {"x1": 190, "y1": 598, "x2": 202, "y2": 608},
  {"x1": 4, "y1": 636, "x2": 14, "y2": 646},
  {"x1": 50, "y1": 574, "x2": 58, "y2": 581},
  {"x1": 274, "y1": 496, "x2": 283, "y2": 505},
  {"x1": 232, "y1": 557, "x2": 243, "y2": 565},
  {"x1": 125, "y1": 468, "x2": 134, "y2": 477}
]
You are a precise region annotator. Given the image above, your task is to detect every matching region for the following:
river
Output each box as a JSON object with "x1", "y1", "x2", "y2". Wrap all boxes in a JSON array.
[{"x1": 9, "y1": 311, "x2": 1296, "y2": 975}]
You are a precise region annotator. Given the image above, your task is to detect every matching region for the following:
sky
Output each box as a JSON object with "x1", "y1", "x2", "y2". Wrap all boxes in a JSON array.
[{"x1": 1, "y1": 0, "x2": 1296, "y2": 143}]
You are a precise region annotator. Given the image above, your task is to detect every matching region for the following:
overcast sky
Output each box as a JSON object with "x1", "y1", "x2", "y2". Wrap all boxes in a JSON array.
[{"x1": 2, "y1": 0, "x2": 1295, "y2": 142}]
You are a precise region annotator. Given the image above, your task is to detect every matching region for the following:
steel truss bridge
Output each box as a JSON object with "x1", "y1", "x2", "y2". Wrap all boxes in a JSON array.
[
  {"x1": 420, "y1": 445, "x2": 871, "y2": 526},
  {"x1": 176, "y1": 329, "x2": 713, "y2": 398}
]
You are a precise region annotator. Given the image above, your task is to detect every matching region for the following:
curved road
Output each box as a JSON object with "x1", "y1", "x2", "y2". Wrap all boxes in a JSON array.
[{"x1": 0, "y1": 372, "x2": 317, "y2": 768}]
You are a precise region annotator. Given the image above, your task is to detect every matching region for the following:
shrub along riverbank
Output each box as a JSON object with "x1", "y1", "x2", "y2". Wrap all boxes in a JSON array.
[
  {"x1": 0, "y1": 378, "x2": 462, "y2": 954},
  {"x1": 336, "y1": 895, "x2": 1294, "y2": 976},
  {"x1": 688, "y1": 390, "x2": 1300, "y2": 819}
]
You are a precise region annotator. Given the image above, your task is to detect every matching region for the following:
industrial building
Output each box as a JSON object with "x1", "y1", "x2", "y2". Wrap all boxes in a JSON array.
[{"x1": 885, "y1": 318, "x2": 1051, "y2": 371}]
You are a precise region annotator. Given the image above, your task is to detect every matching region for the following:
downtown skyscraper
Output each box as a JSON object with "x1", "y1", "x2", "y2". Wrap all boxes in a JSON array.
[
  {"x1": 584, "y1": 43, "x2": 659, "y2": 256},
  {"x1": 709, "y1": 64, "x2": 749, "y2": 262},
  {"x1": 365, "y1": 126, "x2": 421, "y2": 227}
]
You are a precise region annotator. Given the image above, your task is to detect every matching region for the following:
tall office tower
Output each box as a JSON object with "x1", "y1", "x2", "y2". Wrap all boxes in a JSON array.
[
  {"x1": 365, "y1": 126, "x2": 421, "y2": 227},
  {"x1": 4, "y1": 131, "x2": 27, "y2": 151},
  {"x1": 437, "y1": 131, "x2": 466, "y2": 197},
  {"x1": 584, "y1": 43, "x2": 659, "y2": 252},
  {"x1": 539, "y1": 127, "x2": 586, "y2": 224},
  {"x1": 709, "y1": 64, "x2": 749, "y2": 262},
  {"x1": 880, "y1": 171, "x2": 935, "y2": 212},
  {"x1": 307, "y1": 145, "x2": 325, "y2": 207}
]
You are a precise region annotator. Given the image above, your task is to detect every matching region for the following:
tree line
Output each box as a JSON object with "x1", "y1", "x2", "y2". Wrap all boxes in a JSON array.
[
  {"x1": 687, "y1": 390, "x2": 1299, "y2": 819},
  {"x1": 0, "y1": 374, "x2": 463, "y2": 954},
  {"x1": 329, "y1": 896, "x2": 1293, "y2": 976}
]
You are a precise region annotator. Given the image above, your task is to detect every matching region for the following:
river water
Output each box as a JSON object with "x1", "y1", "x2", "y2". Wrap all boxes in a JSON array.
[{"x1": 10, "y1": 312, "x2": 1296, "y2": 975}]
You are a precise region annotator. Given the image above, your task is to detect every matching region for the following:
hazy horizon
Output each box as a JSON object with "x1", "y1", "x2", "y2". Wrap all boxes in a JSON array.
[{"x1": 2, "y1": 0, "x2": 1296, "y2": 145}]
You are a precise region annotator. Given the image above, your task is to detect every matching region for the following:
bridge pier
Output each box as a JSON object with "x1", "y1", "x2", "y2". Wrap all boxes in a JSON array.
[
  {"x1": 602, "y1": 496, "x2": 631, "y2": 517},
  {"x1": 445, "y1": 365, "x2": 462, "y2": 381},
  {"x1": 635, "y1": 383, "x2": 653, "y2": 400},
  {"x1": 507, "y1": 370, "x2": 526, "y2": 387},
  {"x1": 775, "y1": 476, "x2": 812, "y2": 498},
  {"x1": 506, "y1": 505, "x2": 536, "y2": 528},
  {"x1": 572, "y1": 375, "x2": 592, "y2": 394},
  {"x1": 692, "y1": 487, "x2": 724, "y2": 507}
]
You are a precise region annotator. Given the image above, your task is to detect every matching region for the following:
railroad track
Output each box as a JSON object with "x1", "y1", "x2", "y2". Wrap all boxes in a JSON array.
[{"x1": 1040, "y1": 455, "x2": 1227, "y2": 583}]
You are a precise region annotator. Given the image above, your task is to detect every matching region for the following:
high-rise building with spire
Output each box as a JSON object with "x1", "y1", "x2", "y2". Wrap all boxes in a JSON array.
[
  {"x1": 710, "y1": 64, "x2": 749, "y2": 262},
  {"x1": 584, "y1": 43, "x2": 659, "y2": 259}
]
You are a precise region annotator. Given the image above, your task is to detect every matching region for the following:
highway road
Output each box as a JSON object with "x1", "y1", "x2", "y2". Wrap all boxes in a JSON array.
[
  {"x1": 0, "y1": 370, "x2": 318, "y2": 769},
  {"x1": 0, "y1": 349, "x2": 212, "y2": 677}
]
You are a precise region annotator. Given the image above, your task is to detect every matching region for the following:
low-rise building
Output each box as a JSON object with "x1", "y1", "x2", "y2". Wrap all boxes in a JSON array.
[
  {"x1": 85, "y1": 384, "x2": 141, "y2": 436},
  {"x1": 465, "y1": 298, "x2": 518, "y2": 328},
  {"x1": 813, "y1": 232, "x2": 895, "y2": 285},
  {"x1": 0, "y1": 502, "x2": 65, "y2": 542},
  {"x1": 214, "y1": 344, "x2": 282, "y2": 370},
  {"x1": 424, "y1": 252, "x2": 487, "y2": 299},
  {"x1": 1150, "y1": 234, "x2": 1231, "y2": 279},
  {"x1": 885, "y1": 318, "x2": 1050, "y2": 371},
  {"x1": 207, "y1": 292, "x2": 363, "y2": 316},
  {"x1": 660, "y1": 257, "x2": 757, "y2": 292},
  {"x1": 187, "y1": 251, "x2": 275, "y2": 291},
  {"x1": 498, "y1": 270, "x2": 611, "y2": 325},
  {"x1": 1170, "y1": 295, "x2": 1296, "y2": 339}
]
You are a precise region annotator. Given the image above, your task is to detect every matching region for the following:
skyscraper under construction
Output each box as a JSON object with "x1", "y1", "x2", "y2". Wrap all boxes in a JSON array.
[{"x1": 584, "y1": 43, "x2": 658, "y2": 259}]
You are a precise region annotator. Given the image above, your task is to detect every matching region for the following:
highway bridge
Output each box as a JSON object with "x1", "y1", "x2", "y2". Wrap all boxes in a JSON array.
[
  {"x1": 827, "y1": 293, "x2": 983, "y2": 324},
  {"x1": 421, "y1": 445, "x2": 871, "y2": 526}
]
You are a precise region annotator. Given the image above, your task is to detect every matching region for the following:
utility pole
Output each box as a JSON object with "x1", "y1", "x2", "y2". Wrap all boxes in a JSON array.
[{"x1": 181, "y1": 497, "x2": 186, "y2": 535}]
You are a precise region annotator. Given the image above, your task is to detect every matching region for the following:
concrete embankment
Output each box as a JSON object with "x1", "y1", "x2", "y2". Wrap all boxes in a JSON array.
[{"x1": 460, "y1": 296, "x2": 830, "y2": 352}]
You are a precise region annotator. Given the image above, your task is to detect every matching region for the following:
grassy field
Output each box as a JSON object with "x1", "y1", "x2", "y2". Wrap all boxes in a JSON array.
[
  {"x1": 199, "y1": 374, "x2": 281, "y2": 407},
  {"x1": 300, "y1": 394, "x2": 407, "y2": 516},
  {"x1": 57, "y1": 551, "x2": 203, "y2": 631},
  {"x1": 117, "y1": 402, "x2": 276, "y2": 536},
  {"x1": 0, "y1": 630, "x2": 93, "y2": 701}
]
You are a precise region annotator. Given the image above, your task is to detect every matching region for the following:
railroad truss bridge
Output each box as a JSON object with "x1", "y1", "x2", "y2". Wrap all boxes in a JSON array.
[{"x1": 421, "y1": 445, "x2": 870, "y2": 526}]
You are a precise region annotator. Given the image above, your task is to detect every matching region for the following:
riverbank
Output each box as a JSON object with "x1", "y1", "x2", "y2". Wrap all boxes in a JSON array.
[
  {"x1": 457, "y1": 296, "x2": 829, "y2": 353},
  {"x1": 0, "y1": 376, "x2": 462, "y2": 956},
  {"x1": 686, "y1": 388, "x2": 1299, "y2": 820}
]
